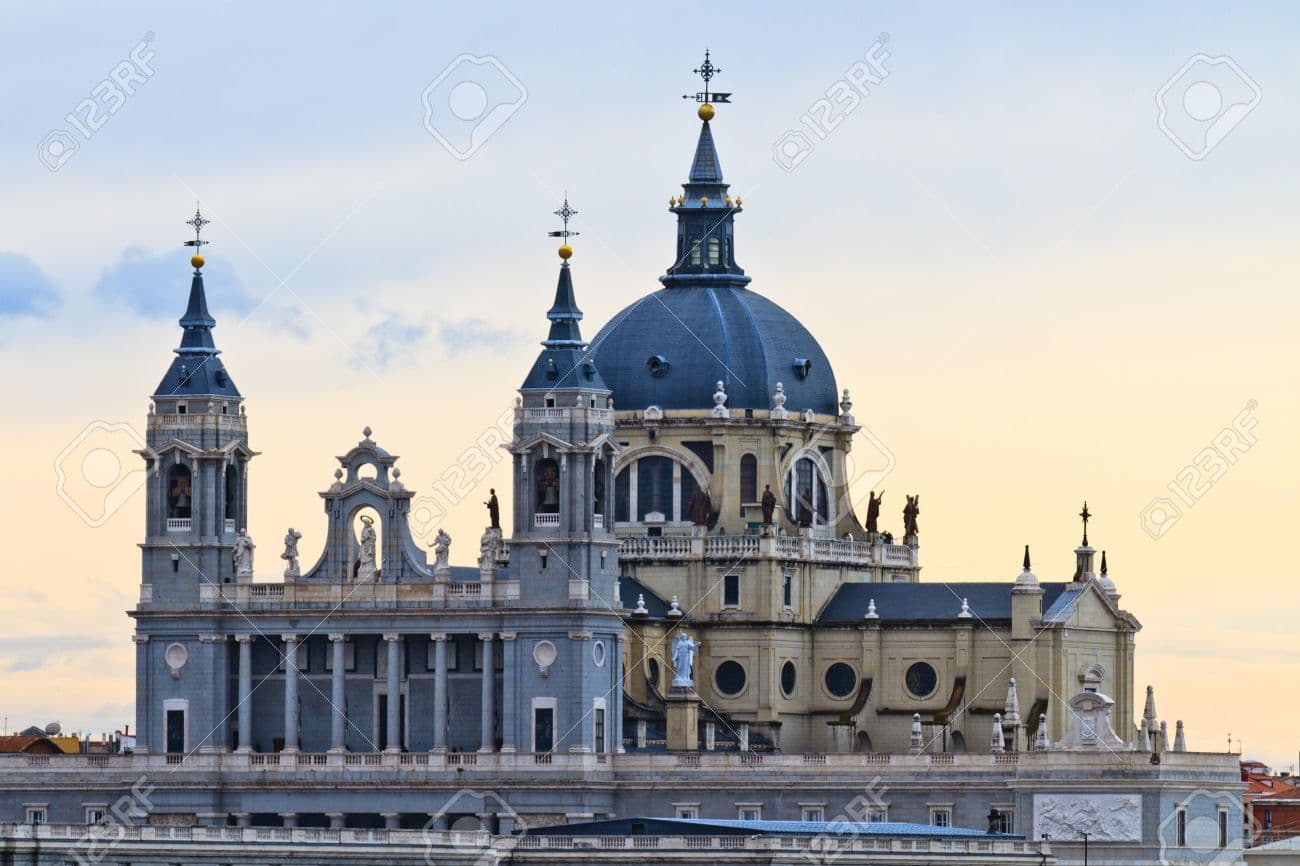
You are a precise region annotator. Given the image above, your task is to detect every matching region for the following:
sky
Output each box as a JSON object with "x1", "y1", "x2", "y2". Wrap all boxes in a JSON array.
[{"x1": 0, "y1": 2, "x2": 1296, "y2": 768}]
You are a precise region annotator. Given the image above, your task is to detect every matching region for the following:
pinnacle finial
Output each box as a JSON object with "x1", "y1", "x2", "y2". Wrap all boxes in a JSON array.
[
  {"x1": 683, "y1": 49, "x2": 732, "y2": 111},
  {"x1": 1079, "y1": 500, "x2": 1092, "y2": 546},
  {"x1": 548, "y1": 193, "x2": 579, "y2": 260},
  {"x1": 184, "y1": 202, "x2": 210, "y2": 270},
  {"x1": 1023, "y1": 544, "x2": 1031, "y2": 571},
  {"x1": 1100, "y1": 550, "x2": 1108, "y2": 575}
]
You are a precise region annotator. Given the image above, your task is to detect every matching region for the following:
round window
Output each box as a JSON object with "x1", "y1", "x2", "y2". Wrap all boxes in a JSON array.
[
  {"x1": 714, "y1": 660, "x2": 747, "y2": 696},
  {"x1": 780, "y1": 660, "x2": 797, "y2": 697},
  {"x1": 824, "y1": 662, "x2": 856, "y2": 698},
  {"x1": 592, "y1": 640, "x2": 606, "y2": 667},
  {"x1": 905, "y1": 661, "x2": 938, "y2": 698}
]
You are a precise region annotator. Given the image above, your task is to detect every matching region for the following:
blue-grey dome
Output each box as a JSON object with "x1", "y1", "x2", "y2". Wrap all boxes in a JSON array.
[{"x1": 589, "y1": 285, "x2": 838, "y2": 414}]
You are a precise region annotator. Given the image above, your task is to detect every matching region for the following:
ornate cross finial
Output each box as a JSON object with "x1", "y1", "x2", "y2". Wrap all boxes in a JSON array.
[
  {"x1": 548, "y1": 193, "x2": 579, "y2": 242},
  {"x1": 1079, "y1": 501, "x2": 1092, "y2": 546},
  {"x1": 683, "y1": 49, "x2": 732, "y2": 105},
  {"x1": 184, "y1": 203, "x2": 210, "y2": 250}
]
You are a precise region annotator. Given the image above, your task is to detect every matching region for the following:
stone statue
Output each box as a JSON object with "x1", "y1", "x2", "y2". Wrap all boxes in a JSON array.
[
  {"x1": 903, "y1": 494, "x2": 920, "y2": 537},
  {"x1": 233, "y1": 529, "x2": 255, "y2": 577},
  {"x1": 865, "y1": 490, "x2": 883, "y2": 535},
  {"x1": 760, "y1": 484, "x2": 776, "y2": 526},
  {"x1": 687, "y1": 486, "x2": 712, "y2": 527},
  {"x1": 356, "y1": 515, "x2": 377, "y2": 581},
  {"x1": 280, "y1": 528, "x2": 302, "y2": 578},
  {"x1": 477, "y1": 527, "x2": 498, "y2": 570},
  {"x1": 484, "y1": 488, "x2": 500, "y2": 530},
  {"x1": 671, "y1": 632, "x2": 699, "y2": 688},
  {"x1": 432, "y1": 529, "x2": 451, "y2": 571}
]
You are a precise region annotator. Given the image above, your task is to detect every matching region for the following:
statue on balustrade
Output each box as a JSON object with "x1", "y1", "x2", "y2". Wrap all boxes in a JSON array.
[
  {"x1": 903, "y1": 494, "x2": 920, "y2": 537},
  {"x1": 484, "y1": 488, "x2": 500, "y2": 530},
  {"x1": 356, "y1": 515, "x2": 377, "y2": 581},
  {"x1": 687, "y1": 486, "x2": 712, "y2": 527},
  {"x1": 760, "y1": 484, "x2": 776, "y2": 526},
  {"x1": 281, "y1": 528, "x2": 302, "y2": 578},
  {"x1": 671, "y1": 632, "x2": 699, "y2": 688},
  {"x1": 233, "y1": 529, "x2": 255, "y2": 577},
  {"x1": 432, "y1": 529, "x2": 452, "y2": 572},
  {"x1": 865, "y1": 490, "x2": 883, "y2": 535}
]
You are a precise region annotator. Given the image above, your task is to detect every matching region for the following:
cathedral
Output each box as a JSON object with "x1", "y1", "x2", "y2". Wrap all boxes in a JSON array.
[{"x1": 0, "y1": 61, "x2": 1242, "y2": 866}]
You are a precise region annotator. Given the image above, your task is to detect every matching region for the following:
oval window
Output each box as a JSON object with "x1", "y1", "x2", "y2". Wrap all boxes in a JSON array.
[
  {"x1": 780, "y1": 660, "x2": 797, "y2": 697},
  {"x1": 905, "y1": 661, "x2": 938, "y2": 698},
  {"x1": 592, "y1": 640, "x2": 606, "y2": 667},
  {"x1": 647, "y1": 657, "x2": 661, "y2": 688},
  {"x1": 714, "y1": 660, "x2": 747, "y2": 697},
  {"x1": 824, "y1": 662, "x2": 856, "y2": 698}
]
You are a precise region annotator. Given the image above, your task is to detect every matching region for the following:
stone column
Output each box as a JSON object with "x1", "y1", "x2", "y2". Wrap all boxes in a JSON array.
[
  {"x1": 479, "y1": 633, "x2": 496, "y2": 753},
  {"x1": 614, "y1": 635, "x2": 626, "y2": 753},
  {"x1": 233, "y1": 812, "x2": 251, "y2": 828},
  {"x1": 282, "y1": 634, "x2": 300, "y2": 752},
  {"x1": 327, "y1": 812, "x2": 345, "y2": 830},
  {"x1": 235, "y1": 635, "x2": 253, "y2": 752},
  {"x1": 280, "y1": 812, "x2": 298, "y2": 828},
  {"x1": 499, "y1": 632, "x2": 517, "y2": 752},
  {"x1": 427, "y1": 812, "x2": 449, "y2": 832},
  {"x1": 133, "y1": 635, "x2": 150, "y2": 754},
  {"x1": 431, "y1": 634, "x2": 448, "y2": 753},
  {"x1": 329, "y1": 634, "x2": 347, "y2": 752},
  {"x1": 382, "y1": 812, "x2": 400, "y2": 830},
  {"x1": 384, "y1": 633, "x2": 402, "y2": 752}
]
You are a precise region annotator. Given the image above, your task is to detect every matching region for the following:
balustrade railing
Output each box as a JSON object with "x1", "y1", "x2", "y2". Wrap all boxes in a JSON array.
[
  {"x1": 617, "y1": 534, "x2": 917, "y2": 568},
  {"x1": 165, "y1": 518, "x2": 191, "y2": 532}
]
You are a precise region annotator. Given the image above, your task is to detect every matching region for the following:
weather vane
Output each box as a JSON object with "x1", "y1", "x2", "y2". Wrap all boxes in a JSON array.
[
  {"x1": 1079, "y1": 501, "x2": 1092, "y2": 546},
  {"x1": 548, "y1": 193, "x2": 578, "y2": 260},
  {"x1": 184, "y1": 203, "x2": 210, "y2": 251},
  {"x1": 683, "y1": 49, "x2": 732, "y2": 105}
]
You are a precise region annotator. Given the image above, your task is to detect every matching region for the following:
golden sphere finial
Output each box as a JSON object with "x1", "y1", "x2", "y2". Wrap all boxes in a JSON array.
[
  {"x1": 190, "y1": 254, "x2": 205, "y2": 269},
  {"x1": 558, "y1": 244, "x2": 573, "y2": 260},
  {"x1": 697, "y1": 102, "x2": 715, "y2": 122}
]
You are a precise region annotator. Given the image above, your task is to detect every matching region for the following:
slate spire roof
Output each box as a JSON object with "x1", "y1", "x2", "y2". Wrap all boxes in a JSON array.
[
  {"x1": 153, "y1": 259, "x2": 241, "y2": 399},
  {"x1": 543, "y1": 262, "x2": 585, "y2": 348}
]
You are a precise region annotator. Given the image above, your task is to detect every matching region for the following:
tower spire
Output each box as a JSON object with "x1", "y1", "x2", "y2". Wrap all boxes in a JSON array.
[{"x1": 542, "y1": 194, "x2": 585, "y2": 349}]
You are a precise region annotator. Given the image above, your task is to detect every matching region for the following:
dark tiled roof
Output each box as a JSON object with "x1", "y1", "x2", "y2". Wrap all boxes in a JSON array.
[
  {"x1": 817, "y1": 581, "x2": 1070, "y2": 624},
  {"x1": 618, "y1": 576, "x2": 670, "y2": 618},
  {"x1": 153, "y1": 270, "x2": 241, "y2": 399},
  {"x1": 527, "y1": 816, "x2": 1021, "y2": 840}
]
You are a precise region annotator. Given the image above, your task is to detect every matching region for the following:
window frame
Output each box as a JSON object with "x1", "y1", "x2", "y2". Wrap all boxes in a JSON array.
[{"x1": 722, "y1": 571, "x2": 741, "y2": 609}]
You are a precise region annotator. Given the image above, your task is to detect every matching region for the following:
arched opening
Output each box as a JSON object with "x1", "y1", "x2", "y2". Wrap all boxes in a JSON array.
[
  {"x1": 357, "y1": 462, "x2": 379, "y2": 481},
  {"x1": 593, "y1": 457, "x2": 607, "y2": 519},
  {"x1": 740, "y1": 453, "x2": 758, "y2": 503},
  {"x1": 350, "y1": 506, "x2": 382, "y2": 582},
  {"x1": 224, "y1": 464, "x2": 239, "y2": 529},
  {"x1": 854, "y1": 731, "x2": 872, "y2": 753},
  {"x1": 614, "y1": 450, "x2": 711, "y2": 525},
  {"x1": 636, "y1": 455, "x2": 673, "y2": 520},
  {"x1": 166, "y1": 465, "x2": 192, "y2": 520},
  {"x1": 951, "y1": 731, "x2": 967, "y2": 754},
  {"x1": 785, "y1": 455, "x2": 829, "y2": 527},
  {"x1": 534, "y1": 459, "x2": 560, "y2": 514}
]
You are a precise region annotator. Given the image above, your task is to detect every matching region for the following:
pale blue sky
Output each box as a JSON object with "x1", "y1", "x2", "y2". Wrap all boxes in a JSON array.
[{"x1": 0, "y1": 2, "x2": 1297, "y2": 766}]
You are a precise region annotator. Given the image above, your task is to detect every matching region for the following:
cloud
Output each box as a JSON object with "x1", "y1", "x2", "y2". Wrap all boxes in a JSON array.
[
  {"x1": 439, "y1": 317, "x2": 522, "y2": 356},
  {"x1": 93, "y1": 246, "x2": 256, "y2": 319},
  {"x1": 0, "y1": 252, "x2": 60, "y2": 318},
  {"x1": 0, "y1": 634, "x2": 114, "y2": 673},
  {"x1": 350, "y1": 312, "x2": 429, "y2": 370}
]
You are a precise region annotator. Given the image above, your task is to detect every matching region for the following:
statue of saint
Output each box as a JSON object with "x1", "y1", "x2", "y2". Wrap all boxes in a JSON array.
[
  {"x1": 432, "y1": 529, "x2": 452, "y2": 571},
  {"x1": 865, "y1": 490, "x2": 883, "y2": 535},
  {"x1": 484, "y1": 488, "x2": 500, "y2": 530},
  {"x1": 760, "y1": 484, "x2": 776, "y2": 526},
  {"x1": 687, "y1": 487, "x2": 712, "y2": 527},
  {"x1": 281, "y1": 528, "x2": 302, "y2": 578},
  {"x1": 233, "y1": 529, "x2": 255, "y2": 577},
  {"x1": 356, "y1": 515, "x2": 377, "y2": 581},
  {"x1": 477, "y1": 528, "x2": 497, "y2": 570},
  {"x1": 671, "y1": 632, "x2": 700, "y2": 688},
  {"x1": 903, "y1": 494, "x2": 920, "y2": 537}
]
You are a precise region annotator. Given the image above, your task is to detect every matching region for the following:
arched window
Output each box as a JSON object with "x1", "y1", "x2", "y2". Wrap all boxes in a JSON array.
[
  {"x1": 689, "y1": 238, "x2": 702, "y2": 266},
  {"x1": 167, "y1": 465, "x2": 192, "y2": 519},
  {"x1": 614, "y1": 467, "x2": 630, "y2": 522},
  {"x1": 615, "y1": 452, "x2": 710, "y2": 524},
  {"x1": 224, "y1": 464, "x2": 239, "y2": 528},
  {"x1": 785, "y1": 455, "x2": 829, "y2": 527},
  {"x1": 534, "y1": 459, "x2": 560, "y2": 514},
  {"x1": 592, "y1": 458, "x2": 607, "y2": 517},
  {"x1": 707, "y1": 237, "x2": 721, "y2": 266},
  {"x1": 739, "y1": 453, "x2": 758, "y2": 503},
  {"x1": 637, "y1": 456, "x2": 673, "y2": 520}
]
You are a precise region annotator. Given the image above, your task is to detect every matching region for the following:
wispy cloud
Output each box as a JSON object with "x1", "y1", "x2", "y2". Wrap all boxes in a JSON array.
[
  {"x1": 0, "y1": 635, "x2": 114, "y2": 673},
  {"x1": 93, "y1": 245, "x2": 255, "y2": 318},
  {"x1": 350, "y1": 312, "x2": 429, "y2": 370},
  {"x1": 0, "y1": 252, "x2": 60, "y2": 318},
  {"x1": 439, "y1": 317, "x2": 522, "y2": 356}
]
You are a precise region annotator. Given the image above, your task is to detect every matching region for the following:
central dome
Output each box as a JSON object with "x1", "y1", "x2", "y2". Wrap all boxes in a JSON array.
[{"x1": 589, "y1": 284, "x2": 838, "y2": 415}]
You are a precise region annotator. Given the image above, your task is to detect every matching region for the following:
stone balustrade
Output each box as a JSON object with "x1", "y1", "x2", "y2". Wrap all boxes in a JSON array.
[
  {"x1": 618, "y1": 533, "x2": 918, "y2": 568},
  {"x1": 195, "y1": 580, "x2": 520, "y2": 608}
]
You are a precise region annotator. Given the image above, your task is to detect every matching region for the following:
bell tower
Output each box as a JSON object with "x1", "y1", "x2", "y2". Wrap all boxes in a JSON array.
[
  {"x1": 139, "y1": 207, "x2": 255, "y2": 607},
  {"x1": 508, "y1": 195, "x2": 619, "y2": 606}
]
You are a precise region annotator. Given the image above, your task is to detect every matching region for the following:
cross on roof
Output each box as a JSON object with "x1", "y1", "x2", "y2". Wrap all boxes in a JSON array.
[
  {"x1": 683, "y1": 49, "x2": 732, "y2": 104},
  {"x1": 1079, "y1": 501, "x2": 1092, "y2": 546},
  {"x1": 184, "y1": 203, "x2": 210, "y2": 249}
]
